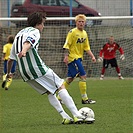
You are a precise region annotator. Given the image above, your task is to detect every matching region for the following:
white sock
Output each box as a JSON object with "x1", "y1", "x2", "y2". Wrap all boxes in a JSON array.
[
  {"x1": 101, "y1": 75, "x2": 104, "y2": 78},
  {"x1": 118, "y1": 73, "x2": 121, "y2": 76},
  {"x1": 48, "y1": 94, "x2": 71, "y2": 119},
  {"x1": 58, "y1": 89, "x2": 80, "y2": 117}
]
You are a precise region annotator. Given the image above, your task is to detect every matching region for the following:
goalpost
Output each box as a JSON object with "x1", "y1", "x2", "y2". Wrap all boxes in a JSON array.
[{"x1": 0, "y1": 16, "x2": 133, "y2": 79}]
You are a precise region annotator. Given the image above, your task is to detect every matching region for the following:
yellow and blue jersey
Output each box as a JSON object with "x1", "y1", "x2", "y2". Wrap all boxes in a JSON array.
[
  {"x1": 3, "y1": 43, "x2": 16, "y2": 74},
  {"x1": 3, "y1": 43, "x2": 13, "y2": 60},
  {"x1": 63, "y1": 27, "x2": 90, "y2": 63}
]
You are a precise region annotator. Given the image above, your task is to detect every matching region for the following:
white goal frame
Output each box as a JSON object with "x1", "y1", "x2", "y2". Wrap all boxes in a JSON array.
[{"x1": 0, "y1": 16, "x2": 133, "y2": 20}]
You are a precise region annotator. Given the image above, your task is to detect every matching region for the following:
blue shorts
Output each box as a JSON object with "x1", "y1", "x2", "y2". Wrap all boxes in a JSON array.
[
  {"x1": 67, "y1": 58, "x2": 86, "y2": 78},
  {"x1": 4, "y1": 60, "x2": 17, "y2": 74}
]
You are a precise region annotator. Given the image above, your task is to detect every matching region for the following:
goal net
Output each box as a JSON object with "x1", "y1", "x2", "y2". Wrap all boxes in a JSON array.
[{"x1": 0, "y1": 16, "x2": 133, "y2": 79}]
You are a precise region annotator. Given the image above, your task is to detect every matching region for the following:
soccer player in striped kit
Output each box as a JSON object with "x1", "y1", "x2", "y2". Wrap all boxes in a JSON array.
[{"x1": 6, "y1": 12, "x2": 89, "y2": 124}]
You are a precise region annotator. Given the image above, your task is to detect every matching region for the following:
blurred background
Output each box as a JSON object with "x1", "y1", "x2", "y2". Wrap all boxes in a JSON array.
[{"x1": 0, "y1": 0, "x2": 133, "y2": 79}]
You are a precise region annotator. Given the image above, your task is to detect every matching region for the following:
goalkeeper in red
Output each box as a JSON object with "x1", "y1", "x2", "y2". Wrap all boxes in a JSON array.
[
  {"x1": 58, "y1": 14, "x2": 96, "y2": 104},
  {"x1": 98, "y1": 36, "x2": 125, "y2": 80}
]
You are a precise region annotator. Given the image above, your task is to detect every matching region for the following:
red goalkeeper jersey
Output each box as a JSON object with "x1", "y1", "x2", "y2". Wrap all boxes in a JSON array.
[{"x1": 99, "y1": 42, "x2": 124, "y2": 59}]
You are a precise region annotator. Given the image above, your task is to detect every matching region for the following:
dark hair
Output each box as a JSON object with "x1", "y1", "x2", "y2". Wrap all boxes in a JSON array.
[
  {"x1": 7, "y1": 35, "x2": 14, "y2": 43},
  {"x1": 27, "y1": 12, "x2": 46, "y2": 27}
]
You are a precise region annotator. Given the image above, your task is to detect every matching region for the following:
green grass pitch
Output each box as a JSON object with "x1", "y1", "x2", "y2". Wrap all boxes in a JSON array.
[{"x1": 0, "y1": 78, "x2": 132, "y2": 133}]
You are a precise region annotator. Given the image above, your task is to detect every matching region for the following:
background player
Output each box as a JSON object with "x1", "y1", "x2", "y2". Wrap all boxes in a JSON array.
[
  {"x1": 98, "y1": 36, "x2": 125, "y2": 80},
  {"x1": 58, "y1": 14, "x2": 96, "y2": 104},
  {"x1": 1, "y1": 35, "x2": 17, "y2": 90}
]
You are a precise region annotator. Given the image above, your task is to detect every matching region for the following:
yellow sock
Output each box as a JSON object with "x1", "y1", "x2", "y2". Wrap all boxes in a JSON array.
[
  {"x1": 79, "y1": 81, "x2": 88, "y2": 100},
  {"x1": 63, "y1": 80, "x2": 69, "y2": 90},
  {"x1": 5, "y1": 78, "x2": 12, "y2": 88},
  {"x1": 3, "y1": 74, "x2": 7, "y2": 81}
]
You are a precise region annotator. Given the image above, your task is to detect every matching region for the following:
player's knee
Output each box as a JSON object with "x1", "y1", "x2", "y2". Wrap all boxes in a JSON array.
[
  {"x1": 66, "y1": 77, "x2": 73, "y2": 84},
  {"x1": 79, "y1": 76, "x2": 86, "y2": 82}
]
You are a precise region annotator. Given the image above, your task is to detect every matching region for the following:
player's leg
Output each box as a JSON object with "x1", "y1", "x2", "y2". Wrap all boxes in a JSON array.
[
  {"x1": 63, "y1": 78, "x2": 71, "y2": 89},
  {"x1": 4, "y1": 77, "x2": 12, "y2": 90},
  {"x1": 100, "y1": 59, "x2": 108, "y2": 80},
  {"x1": 79, "y1": 78, "x2": 87, "y2": 100},
  {"x1": 79, "y1": 77, "x2": 96, "y2": 104},
  {"x1": 46, "y1": 69, "x2": 85, "y2": 123},
  {"x1": 116, "y1": 67, "x2": 124, "y2": 79},
  {"x1": 2, "y1": 74, "x2": 7, "y2": 88},
  {"x1": 58, "y1": 87, "x2": 85, "y2": 124},
  {"x1": 2, "y1": 60, "x2": 8, "y2": 88},
  {"x1": 74, "y1": 59, "x2": 96, "y2": 104},
  {"x1": 47, "y1": 92, "x2": 74, "y2": 124},
  {"x1": 5, "y1": 61, "x2": 17, "y2": 90},
  {"x1": 28, "y1": 68, "x2": 85, "y2": 124},
  {"x1": 111, "y1": 58, "x2": 124, "y2": 79},
  {"x1": 63, "y1": 61, "x2": 78, "y2": 89},
  {"x1": 27, "y1": 75, "x2": 74, "y2": 124},
  {"x1": 57, "y1": 61, "x2": 77, "y2": 102},
  {"x1": 57, "y1": 77, "x2": 73, "y2": 103},
  {"x1": 49, "y1": 87, "x2": 85, "y2": 124},
  {"x1": 100, "y1": 67, "x2": 105, "y2": 80},
  {"x1": 52, "y1": 70, "x2": 85, "y2": 123}
]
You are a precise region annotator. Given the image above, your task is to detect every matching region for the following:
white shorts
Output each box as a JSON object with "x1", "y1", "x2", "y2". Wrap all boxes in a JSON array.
[{"x1": 27, "y1": 68, "x2": 64, "y2": 95}]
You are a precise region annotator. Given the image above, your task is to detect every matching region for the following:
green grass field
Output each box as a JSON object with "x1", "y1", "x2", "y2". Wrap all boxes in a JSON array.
[{"x1": 0, "y1": 78, "x2": 132, "y2": 133}]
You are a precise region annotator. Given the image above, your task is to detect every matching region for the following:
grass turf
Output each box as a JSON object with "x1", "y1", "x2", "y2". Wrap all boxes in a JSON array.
[{"x1": 0, "y1": 78, "x2": 132, "y2": 133}]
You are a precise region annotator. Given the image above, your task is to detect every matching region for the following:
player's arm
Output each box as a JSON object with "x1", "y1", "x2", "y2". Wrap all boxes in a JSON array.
[
  {"x1": 97, "y1": 48, "x2": 104, "y2": 62},
  {"x1": 118, "y1": 47, "x2": 124, "y2": 55},
  {"x1": 99, "y1": 44, "x2": 106, "y2": 57},
  {"x1": 18, "y1": 41, "x2": 31, "y2": 58},
  {"x1": 119, "y1": 47, "x2": 125, "y2": 60},
  {"x1": 84, "y1": 36, "x2": 96, "y2": 62},
  {"x1": 116, "y1": 43, "x2": 124, "y2": 54},
  {"x1": 97, "y1": 44, "x2": 105, "y2": 62},
  {"x1": 63, "y1": 31, "x2": 72, "y2": 65},
  {"x1": 2, "y1": 45, "x2": 6, "y2": 60},
  {"x1": 63, "y1": 48, "x2": 69, "y2": 65},
  {"x1": 116, "y1": 43, "x2": 125, "y2": 60},
  {"x1": 99, "y1": 48, "x2": 103, "y2": 57},
  {"x1": 86, "y1": 50, "x2": 96, "y2": 63},
  {"x1": 2, "y1": 53, "x2": 6, "y2": 61}
]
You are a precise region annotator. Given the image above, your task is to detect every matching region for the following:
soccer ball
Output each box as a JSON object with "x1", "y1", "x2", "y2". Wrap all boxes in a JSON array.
[{"x1": 79, "y1": 107, "x2": 95, "y2": 124}]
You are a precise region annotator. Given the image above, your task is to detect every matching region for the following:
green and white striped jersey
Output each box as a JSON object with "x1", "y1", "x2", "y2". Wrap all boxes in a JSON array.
[{"x1": 10, "y1": 27, "x2": 49, "y2": 81}]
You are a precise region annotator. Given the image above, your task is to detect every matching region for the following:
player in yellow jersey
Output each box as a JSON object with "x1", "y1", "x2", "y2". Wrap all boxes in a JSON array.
[
  {"x1": 2, "y1": 35, "x2": 16, "y2": 90},
  {"x1": 58, "y1": 14, "x2": 96, "y2": 104}
]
